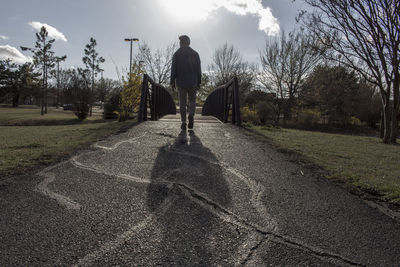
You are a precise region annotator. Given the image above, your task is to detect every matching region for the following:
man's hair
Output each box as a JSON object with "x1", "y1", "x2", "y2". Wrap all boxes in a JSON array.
[{"x1": 179, "y1": 35, "x2": 190, "y2": 46}]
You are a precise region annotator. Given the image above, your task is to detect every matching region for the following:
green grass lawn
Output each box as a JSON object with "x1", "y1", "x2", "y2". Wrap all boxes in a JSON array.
[
  {"x1": 0, "y1": 105, "x2": 104, "y2": 125},
  {"x1": 247, "y1": 125, "x2": 400, "y2": 203},
  {"x1": 0, "y1": 106, "x2": 135, "y2": 177}
]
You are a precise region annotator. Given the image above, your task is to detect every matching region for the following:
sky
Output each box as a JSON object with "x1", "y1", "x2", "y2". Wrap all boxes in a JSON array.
[{"x1": 0, "y1": 0, "x2": 307, "y2": 80}]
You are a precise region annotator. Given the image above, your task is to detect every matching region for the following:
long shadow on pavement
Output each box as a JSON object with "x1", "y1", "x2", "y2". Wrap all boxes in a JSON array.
[{"x1": 147, "y1": 129, "x2": 232, "y2": 264}]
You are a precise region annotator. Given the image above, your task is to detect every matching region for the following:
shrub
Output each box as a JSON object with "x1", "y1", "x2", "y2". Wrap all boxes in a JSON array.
[
  {"x1": 103, "y1": 90, "x2": 120, "y2": 120},
  {"x1": 73, "y1": 102, "x2": 89, "y2": 120},
  {"x1": 118, "y1": 65, "x2": 142, "y2": 121},
  {"x1": 244, "y1": 90, "x2": 274, "y2": 107},
  {"x1": 241, "y1": 106, "x2": 259, "y2": 124},
  {"x1": 256, "y1": 101, "x2": 274, "y2": 124},
  {"x1": 241, "y1": 122, "x2": 254, "y2": 128},
  {"x1": 349, "y1": 116, "x2": 361, "y2": 126},
  {"x1": 297, "y1": 109, "x2": 321, "y2": 127},
  {"x1": 63, "y1": 68, "x2": 91, "y2": 120}
]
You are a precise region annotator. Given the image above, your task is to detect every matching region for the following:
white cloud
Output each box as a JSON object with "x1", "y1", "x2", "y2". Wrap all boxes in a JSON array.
[
  {"x1": 0, "y1": 45, "x2": 32, "y2": 64},
  {"x1": 28, "y1": 21, "x2": 67, "y2": 42},
  {"x1": 161, "y1": 0, "x2": 280, "y2": 35},
  {"x1": 0, "y1": 35, "x2": 9, "y2": 40},
  {"x1": 221, "y1": 0, "x2": 280, "y2": 35}
]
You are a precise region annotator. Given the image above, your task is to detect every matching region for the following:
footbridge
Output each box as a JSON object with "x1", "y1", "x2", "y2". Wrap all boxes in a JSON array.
[{"x1": 137, "y1": 74, "x2": 241, "y2": 126}]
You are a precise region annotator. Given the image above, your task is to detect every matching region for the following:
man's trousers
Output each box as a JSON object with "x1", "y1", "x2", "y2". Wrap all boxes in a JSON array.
[{"x1": 178, "y1": 87, "x2": 196, "y2": 123}]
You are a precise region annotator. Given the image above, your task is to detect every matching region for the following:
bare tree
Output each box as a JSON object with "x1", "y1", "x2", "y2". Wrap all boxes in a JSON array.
[
  {"x1": 52, "y1": 56, "x2": 67, "y2": 106},
  {"x1": 136, "y1": 42, "x2": 177, "y2": 86},
  {"x1": 211, "y1": 43, "x2": 242, "y2": 84},
  {"x1": 259, "y1": 30, "x2": 323, "y2": 123},
  {"x1": 299, "y1": 0, "x2": 400, "y2": 143},
  {"x1": 63, "y1": 68, "x2": 91, "y2": 119},
  {"x1": 197, "y1": 72, "x2": 214, "y2": 102},
  {"x1": 210, "y1": 43, "x2": 257, "y2": 102}
]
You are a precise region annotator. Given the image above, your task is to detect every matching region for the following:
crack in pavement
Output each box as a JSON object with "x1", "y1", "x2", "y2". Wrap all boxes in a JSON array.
[
  {"x1": 71, "y1": 156, "x2": 153, "y2": 185},
  {"x1": 73, "y1": 192, "x2": 176, "y2": 267},
  {"x1": 224, "y1": 132, "x2": 232, "y2": 139},
  {"x1": 239, "y1": 234, "x2": 267, "y2": 266},
  {"x1": 235, "y1": 232, "x2": 265, "y2": 266},
  {"x1": 71, "y1": 152, "x2": 364, "y2": 266},
  {"x1": 35, "y1": 162, "x2": 82, "y2": 210},
  {"x1": 167, "y1": 147, "x2": 277, "y2": 231},
  {"x1": 34, "y1": 133, "x2": 149, "y2": 210},
  {"x1": 93, "y1": 133, "x2": 147, "y2": 151},
  {"x1": 34, "y1": 129, "x2": 365, "y2": 266},
  {"x1": 177, "y1": 182, "x2": 364, "y2": 266}
]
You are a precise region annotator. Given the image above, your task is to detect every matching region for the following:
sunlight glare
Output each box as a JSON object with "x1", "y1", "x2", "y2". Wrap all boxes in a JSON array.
[{"x1": 160, "y1": 0, "x2": 216, "y2": 22}]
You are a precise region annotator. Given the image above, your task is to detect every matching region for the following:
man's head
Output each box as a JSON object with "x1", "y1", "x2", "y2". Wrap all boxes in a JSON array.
[{"x1": 179, "y1": 35, "x2": 190, "y2": 47}]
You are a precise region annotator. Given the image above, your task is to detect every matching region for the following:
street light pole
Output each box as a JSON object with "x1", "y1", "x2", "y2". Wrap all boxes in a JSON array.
[
  {"x1": 54, "y1": 55, "x2": 66, "y2": 107},
  {"x1": 124, "y1": 38, "x2": 139, "y2": 78},
  {"x1": 130, "y1": 40, "x2": 132, "y2": 74}
]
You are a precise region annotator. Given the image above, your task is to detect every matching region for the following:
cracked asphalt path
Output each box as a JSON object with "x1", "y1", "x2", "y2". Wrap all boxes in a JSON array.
[{"x1": 1, "y1": 115, "x2": 400, "y2": 266}]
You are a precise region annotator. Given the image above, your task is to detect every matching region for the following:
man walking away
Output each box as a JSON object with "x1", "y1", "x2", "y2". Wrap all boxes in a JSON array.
[{"x1": 170, "y1": 35, "x2": 201, "y2": 130}]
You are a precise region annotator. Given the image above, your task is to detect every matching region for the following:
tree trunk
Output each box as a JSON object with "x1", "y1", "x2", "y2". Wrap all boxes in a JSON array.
[
  {"x1": 89, "y1": 70, "x2": 94, "y2": 117},
  {"x1": 390, "y1": 110, "x2": 398, "y2": 143},
  {"x1": 276, "y1": 109, "x2": 280, "y2": 125},
  {"x1": 382, "y1": 103, "x2": 391, "y2": 143},
  {"x1": 41, "y1": 87, "x2": 44, "y2": 115},
  {"x1": 380, "y1": 111, "x2": 384, "y2": 139},
  {"x1": 41, "y1": 60, "x2": 45, "y2": 116},
  {"x1": 283, "y1": 96, "x2": 294, "y2": 123},
  {"x1": 390, "y1": 79, "x2": 399, "y2": 143},
  {"x1": 12, "y1": 92, "x2": 19, "y2": 107},
  {"x1": 275, "y1": 101, "x2": 281, "y2": 125},
  {"x1": 44, "y1": 87, "x2": 48, "y2": 114},
  {"x1": 44, "y1": 69, "x2": 48, "y2": 114}
]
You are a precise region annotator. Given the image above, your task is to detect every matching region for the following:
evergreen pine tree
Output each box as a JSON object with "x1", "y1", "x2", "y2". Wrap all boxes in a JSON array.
[
  {"x1": 82, "y1": 37, "x2": 105, "y2": 116},
  {"x1": 21, "y1": 26, "x2": 66, "y2": 115}
]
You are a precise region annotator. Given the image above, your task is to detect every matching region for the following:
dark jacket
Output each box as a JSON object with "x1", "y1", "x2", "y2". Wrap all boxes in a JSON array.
[{"x1": 170, "y1": 46, "x2": 201, "y2": 89}]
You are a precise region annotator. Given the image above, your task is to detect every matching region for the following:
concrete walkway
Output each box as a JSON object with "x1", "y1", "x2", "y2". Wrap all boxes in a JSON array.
[{"x1": 1, "y1": 115, "x2": 400, "y2": 266}]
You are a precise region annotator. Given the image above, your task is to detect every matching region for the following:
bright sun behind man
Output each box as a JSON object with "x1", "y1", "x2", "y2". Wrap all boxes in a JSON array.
[{"x1": 159, "y1": 0, "x2": 216, "y2": 22}]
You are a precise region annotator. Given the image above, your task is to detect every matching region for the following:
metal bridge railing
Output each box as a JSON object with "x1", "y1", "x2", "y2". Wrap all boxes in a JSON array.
[
  {"x1": 138, "y1": 74, "x2": 176, "y2": 122},
  {"x1": 202, "y1": 76, "x2": 241, "y2": 126}
]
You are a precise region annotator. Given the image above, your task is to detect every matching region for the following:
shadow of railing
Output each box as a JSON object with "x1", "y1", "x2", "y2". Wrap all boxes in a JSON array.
[
  {"x1": 138, "y1": 74, "x2": 176, "y2": 122},
  {"x1": 201, "y1": 76, "x2": 241, "y2": 126}
]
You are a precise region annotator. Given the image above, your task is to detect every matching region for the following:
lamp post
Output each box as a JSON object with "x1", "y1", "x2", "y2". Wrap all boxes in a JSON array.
[
  {"x1": 54, "y1": 55, "x2": 67, "y2": 107},
  {"x1": 124, "y1": 38, "x2": 139, "y2": 77}
]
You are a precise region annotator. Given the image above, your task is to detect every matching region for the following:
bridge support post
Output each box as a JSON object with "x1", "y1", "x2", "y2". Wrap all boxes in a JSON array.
[
  {"x1": 233, "y1": 77, "x2": 241, "y2": 126},
  {"x1": 202, "y1": 76, "x2": 241, "y2": 126},
  {"x1": 138, "y1": 74, "x2": 148, "y2": 122},
  {"x1": 138, "y1": 74, "x2": 176, "y2": 122}
]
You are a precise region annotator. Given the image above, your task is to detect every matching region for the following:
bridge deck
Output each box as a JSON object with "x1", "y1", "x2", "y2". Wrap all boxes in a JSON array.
[
  {"x1": 159, "y1": 114, "x2": 222, "y2": 123},
  {"x1": 1, "y1": 118, "x2": 399, "y2": 265}
]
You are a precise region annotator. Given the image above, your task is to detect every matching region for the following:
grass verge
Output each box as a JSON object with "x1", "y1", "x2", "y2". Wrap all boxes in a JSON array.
[
  {"x1": 245, "y1": 124, "x2": 400, "y2": 204},
  {"x1": 0, "y1": 112, "x2": 136, "y2": 177},
  {"x1": 0, "y1": 106, "x2": 104, "y2": 126}
]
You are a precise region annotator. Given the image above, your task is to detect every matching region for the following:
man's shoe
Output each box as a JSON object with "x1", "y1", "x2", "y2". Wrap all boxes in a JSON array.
[
  {"x1": 181, "y1": 122, "x2": 187, "y2": 130},
  {"x1": 188, "y1": 115, "x2": 194, "y2": 129}
]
